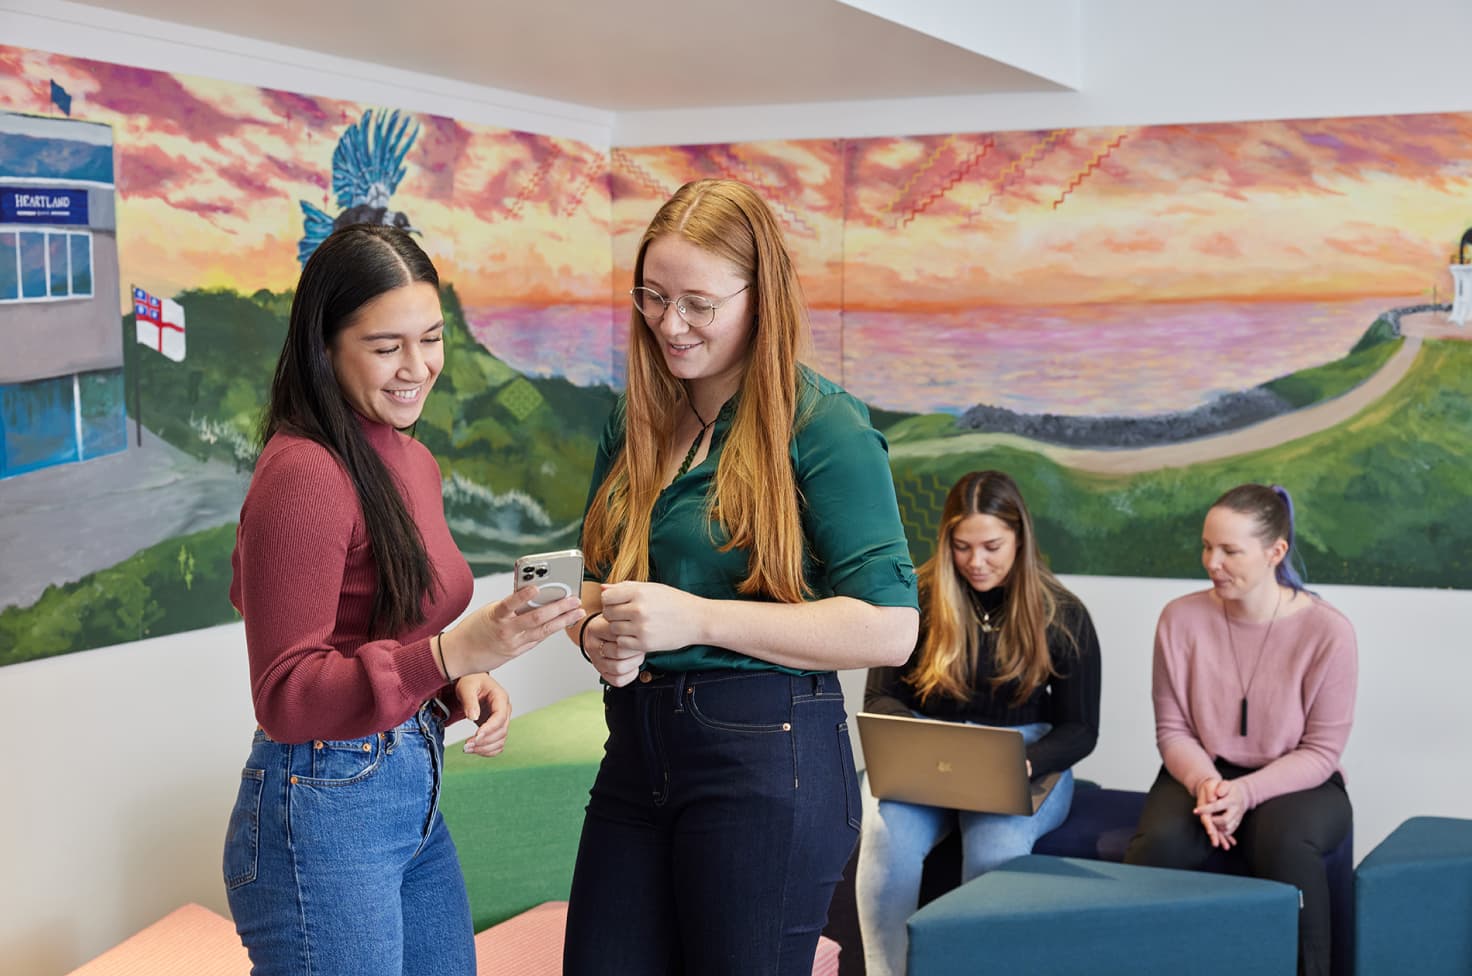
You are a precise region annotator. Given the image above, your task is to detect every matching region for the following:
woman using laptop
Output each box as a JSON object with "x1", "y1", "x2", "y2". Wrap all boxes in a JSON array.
[
  {"x1": 1125, "y1": 484, "x2": 1356, "y2": 976},
  {"x1": 857, "y1": 470, "x2": 1101, "y2": 976}
]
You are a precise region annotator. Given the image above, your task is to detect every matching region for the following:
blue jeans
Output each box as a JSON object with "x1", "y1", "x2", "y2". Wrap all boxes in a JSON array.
[
  {"x1": 222, "y1": 702, "x2": 475, "y2": 976},
  {"x1": 855, "y1": 721, "x2": 1075, "y2": 976},
  {"x1": 563, "y1": 670, "x2": 860, "y2": 976}
]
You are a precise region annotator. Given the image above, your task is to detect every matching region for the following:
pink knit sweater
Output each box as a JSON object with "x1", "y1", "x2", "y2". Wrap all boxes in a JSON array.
[
  {"x1": 230, "y1": 419, "x2": 473, "y2": 743},
  {"x1": 1151, "y1": 589, "x2": 1357, "y2": 810}
]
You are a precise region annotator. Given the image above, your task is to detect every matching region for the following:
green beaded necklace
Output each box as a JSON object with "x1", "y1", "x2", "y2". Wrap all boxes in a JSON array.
[{"x1": 675, "y1": 401, "x2": 715, "y2": 480}]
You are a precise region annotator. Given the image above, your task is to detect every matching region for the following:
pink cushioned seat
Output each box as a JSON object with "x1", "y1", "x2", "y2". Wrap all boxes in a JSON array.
[{"x1": 65, "y1": 903, "x2": 250, "y2": 976}]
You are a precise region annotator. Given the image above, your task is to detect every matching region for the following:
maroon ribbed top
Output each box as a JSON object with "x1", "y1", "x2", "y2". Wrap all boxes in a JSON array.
[{"x1": 230, "y1": 417, "x2": 473, "y2": 743}]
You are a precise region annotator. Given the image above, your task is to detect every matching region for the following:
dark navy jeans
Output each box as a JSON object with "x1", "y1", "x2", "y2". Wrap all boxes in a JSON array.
[
  {"x1": 223, "y1": 702, "x2": 475, "y2": 976},
  {"x1": 563, "y1": 669, "x2": 861, "y2": 975}
]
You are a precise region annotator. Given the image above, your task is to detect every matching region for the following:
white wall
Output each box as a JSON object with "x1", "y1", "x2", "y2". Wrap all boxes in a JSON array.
[{"x1": 3, "y1": 2, "x2": 1471, "y2": 974}]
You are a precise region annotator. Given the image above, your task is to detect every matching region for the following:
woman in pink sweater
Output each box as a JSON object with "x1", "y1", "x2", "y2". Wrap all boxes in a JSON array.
[
  {"x1": 1125, "y1": 483, "x2": 1356, "y2": 976},
  {"x1": 223, "y1": 225, "x2": 585, "y2": 976}
]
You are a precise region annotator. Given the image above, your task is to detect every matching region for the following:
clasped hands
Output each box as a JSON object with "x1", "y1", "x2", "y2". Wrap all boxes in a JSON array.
[
  {"x1": 1193, "y1": 776, "x2": 1248, "y2": 849},
  {"x1": 581, "y1": 581, "x2": 706, "y2": 687}
]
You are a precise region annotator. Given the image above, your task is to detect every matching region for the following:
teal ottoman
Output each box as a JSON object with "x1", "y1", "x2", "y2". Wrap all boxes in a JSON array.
[
  {"x1": 439, "y1": 690, "x2": 606, "y2": 930},
  {"x1": 908, "y1": 855, "x2": 1299, "y2": 976},
  {"x1": 1354, "y1": 816, "x2": 1472, "y2": 976}
]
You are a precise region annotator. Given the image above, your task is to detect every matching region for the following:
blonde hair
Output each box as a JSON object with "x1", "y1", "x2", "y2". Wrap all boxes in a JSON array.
[
  {"x1": 909, "y1": 471, "x2": 1076, "y2": 705},
  {"x1": 582, "y1": 179, "x2": 812, "y2": 603}
]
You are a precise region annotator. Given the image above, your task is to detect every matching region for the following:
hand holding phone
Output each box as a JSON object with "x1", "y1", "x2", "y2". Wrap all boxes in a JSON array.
[{"x1": 512, "y1": 549, "x2": 584, "y2": 612}]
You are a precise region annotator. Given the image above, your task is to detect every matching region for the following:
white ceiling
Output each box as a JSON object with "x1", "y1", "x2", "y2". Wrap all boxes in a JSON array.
[{"x1": 71, "y1": 0, "x2": 1078, "y2": 111}]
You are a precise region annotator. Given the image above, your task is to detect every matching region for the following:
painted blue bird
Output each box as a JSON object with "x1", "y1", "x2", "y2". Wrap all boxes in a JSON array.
[{"x1": 297, "y1": 108, "x2": 420, "y2": 266}]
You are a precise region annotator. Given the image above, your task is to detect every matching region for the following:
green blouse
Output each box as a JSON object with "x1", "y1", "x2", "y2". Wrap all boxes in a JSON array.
[{"x1": 581, "y1": 366, "x2": 919, "y2": 674}]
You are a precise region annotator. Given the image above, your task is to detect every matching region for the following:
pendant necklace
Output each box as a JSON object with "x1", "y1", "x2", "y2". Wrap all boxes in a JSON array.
[
  {"x1": 970, "y1": 590, "x2": 1002, "y2": 634},
  {"x1": 674, "y1": 401, "x2": 716, "y2": 480},
  {"x1": 1222, "y1": 587, "x2": 1282, "y2": 736}
]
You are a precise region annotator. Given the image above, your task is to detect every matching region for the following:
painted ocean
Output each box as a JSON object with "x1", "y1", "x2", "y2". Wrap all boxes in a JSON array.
[{"x1": 468, "y1": 296, "x2": 1413, "y2": 418}]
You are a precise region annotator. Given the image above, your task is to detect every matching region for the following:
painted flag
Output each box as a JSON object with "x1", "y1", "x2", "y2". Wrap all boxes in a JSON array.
[
  {"x1": 133, "y1": 286, "x2": 186, "y2": 362},
  {"x1": 50, "y1": 80, "x2": 72, "y2": 116}
]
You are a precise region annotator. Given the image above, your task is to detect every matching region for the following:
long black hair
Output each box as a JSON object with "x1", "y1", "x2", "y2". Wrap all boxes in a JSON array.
[{"x1": 262, "y1": 224, "x2": 440, "y2": 637}]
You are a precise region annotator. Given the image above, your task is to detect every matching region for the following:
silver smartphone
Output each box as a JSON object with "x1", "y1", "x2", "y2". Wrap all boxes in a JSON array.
[{"x1": 512, "y1": 548, "x2": 584, "y2": 611}]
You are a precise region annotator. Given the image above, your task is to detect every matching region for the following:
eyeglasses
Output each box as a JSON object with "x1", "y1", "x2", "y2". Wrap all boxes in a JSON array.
[{"x1": 630, "y1": 284, "x2": 749, "y2": 328}]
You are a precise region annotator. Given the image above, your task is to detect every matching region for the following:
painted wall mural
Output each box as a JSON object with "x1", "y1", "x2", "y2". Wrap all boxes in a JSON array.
[
  {"x1": 0, "y1": 45, "x2": 617, "y2": 665},
  {"x1": 1, "y1": 41, "x2": 1468, "y2": 668},
  {"x1": 611, "y1": 122, "x2": 1470, "y2": 587}
]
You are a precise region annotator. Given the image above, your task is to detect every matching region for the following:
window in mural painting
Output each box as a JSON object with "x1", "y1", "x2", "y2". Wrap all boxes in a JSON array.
[
  {"x1": 18, "y1": 231, "x2": 45, "y2": 298},
  {"x1": 70, "y1": 233, "x2": 92, "y2": 295},
  {"x1": 0, "y1": 229, "x2": 93, "y2": 302},
  {"x1": 48, "y1": 232, "x2": 69, "y2": 297},
  {"x1": 0, "y1": 232, "x2": 16, "y2": 300}
]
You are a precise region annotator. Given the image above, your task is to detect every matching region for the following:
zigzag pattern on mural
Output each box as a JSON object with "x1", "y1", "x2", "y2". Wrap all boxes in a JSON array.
[
  {"x1": 966, "y1": 130, "x2": 1066, "y2": 221},
  {"x1": 876, "y1": 136, "x2": 955, "y2": 225},
  {"x1": 506, "y1": 146, "x2": 563, "y2": 220},
  {"x1": 711, "y1": 147, "x2": 816, "y2": 237},
  {"x1": 893, "y1": 470, "x2": 951, "y2": 565},
  {"x1": 611, "y1": 149, "x2": 673, "y2": 200},
  {"x1": 897, "y1": 137, "x2": 996, "y2": 229},
  {"x1": 1052, "y1": 131, "x2": 1128, "y2": 210},
  {"x1": 560, "y1": 154, "x2": 603, "y2": 217}
]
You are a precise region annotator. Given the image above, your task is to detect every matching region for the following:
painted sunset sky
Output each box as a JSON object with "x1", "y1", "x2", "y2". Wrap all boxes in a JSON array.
[
  {"x1": 613, "y1": 118, "x2": 1469, "y2": 310},
  {"x1": 4, "y1": 42, "x2": 1469, "y2": 412},
  {"x1": 0, "y1": 45, "x2": 613, "y2": 311}
]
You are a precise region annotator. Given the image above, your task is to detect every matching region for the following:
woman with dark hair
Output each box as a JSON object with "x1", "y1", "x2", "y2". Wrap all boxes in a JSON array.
[
  {"x1": 856, "y1": 470, "x2": 1101, "y2": 975},
  {"x1": 1125, "y1": 483, "x2": 1357, "y2": 976},
  {"x1": 222, "y1": 224, "x2": 584, "y2": 976},
  {"x1": 563, "y1": 179, "x2": 919, "y2": 975}
]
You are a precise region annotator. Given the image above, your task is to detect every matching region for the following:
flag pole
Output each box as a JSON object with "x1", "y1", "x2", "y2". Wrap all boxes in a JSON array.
[{"x1": 131, "y1": 285, "x2": 142, "y2": 447}]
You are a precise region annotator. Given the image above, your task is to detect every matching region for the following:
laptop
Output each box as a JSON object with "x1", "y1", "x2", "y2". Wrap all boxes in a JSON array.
[{"x1": 856, "y1": 712, "x2": 1061, "y2": 816}]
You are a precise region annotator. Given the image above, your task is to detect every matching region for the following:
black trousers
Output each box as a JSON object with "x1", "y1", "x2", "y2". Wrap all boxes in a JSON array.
[{"x1": 1124, "y1": 762, "x2": 1351, "y2": 976}]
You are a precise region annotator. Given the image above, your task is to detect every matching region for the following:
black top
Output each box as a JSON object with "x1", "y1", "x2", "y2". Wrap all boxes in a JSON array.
[{"x1": 864, "y1": 586, "x2": 1102, "y2": 778}]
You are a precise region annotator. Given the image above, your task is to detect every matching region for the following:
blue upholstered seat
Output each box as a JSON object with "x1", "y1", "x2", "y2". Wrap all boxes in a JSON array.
[
  {"x1": 907, "y1": 854, "x2": 1299, "y2": 976},
  {"x1": 1353, "y1": 816, "x2": 1472, "y2": 976},
  {"x1": 1034, "y1": 782, "x2": 1355, "y2": 976}
]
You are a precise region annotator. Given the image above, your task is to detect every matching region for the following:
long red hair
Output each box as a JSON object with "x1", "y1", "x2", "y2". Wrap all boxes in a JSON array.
[{"x1": 582, "y1": 179, "x2": 813, "y2": 603}]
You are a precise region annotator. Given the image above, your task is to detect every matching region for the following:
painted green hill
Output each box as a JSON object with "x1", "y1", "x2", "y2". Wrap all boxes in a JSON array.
[
  {"x1": 888, "y1": 339, "x2": 1471, "y2": 588},
  {"x1": 1, "y1": 285, "x2": 615, "y2": 663}
]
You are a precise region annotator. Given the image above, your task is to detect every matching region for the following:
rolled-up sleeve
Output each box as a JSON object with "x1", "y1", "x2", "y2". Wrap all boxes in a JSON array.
[{"x1": 793, "y1": 391, "x2": 918, "y2": 609}]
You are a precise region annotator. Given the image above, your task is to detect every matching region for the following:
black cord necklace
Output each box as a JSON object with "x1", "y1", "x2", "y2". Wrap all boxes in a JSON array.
[
  {"x1": 674, "y1": 401, "x2": 715, "y2": 480},
  {"x1": 1222, "y1": 587, "x2": 1282, "y2": 736}
]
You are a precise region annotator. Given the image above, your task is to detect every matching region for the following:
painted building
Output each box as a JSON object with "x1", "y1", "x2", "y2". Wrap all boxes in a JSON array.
[
  {"x1": 1451, "y1": 226, "x2": 1472, "y2": 327},
  {"x1": 0, "y1": 112, "x2": 123, "y2": 479}
]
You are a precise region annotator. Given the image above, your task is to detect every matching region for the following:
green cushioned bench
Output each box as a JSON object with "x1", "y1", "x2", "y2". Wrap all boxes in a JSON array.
[{"x1": 439, "y1": 690, "x2": 607, "y2": 930}]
